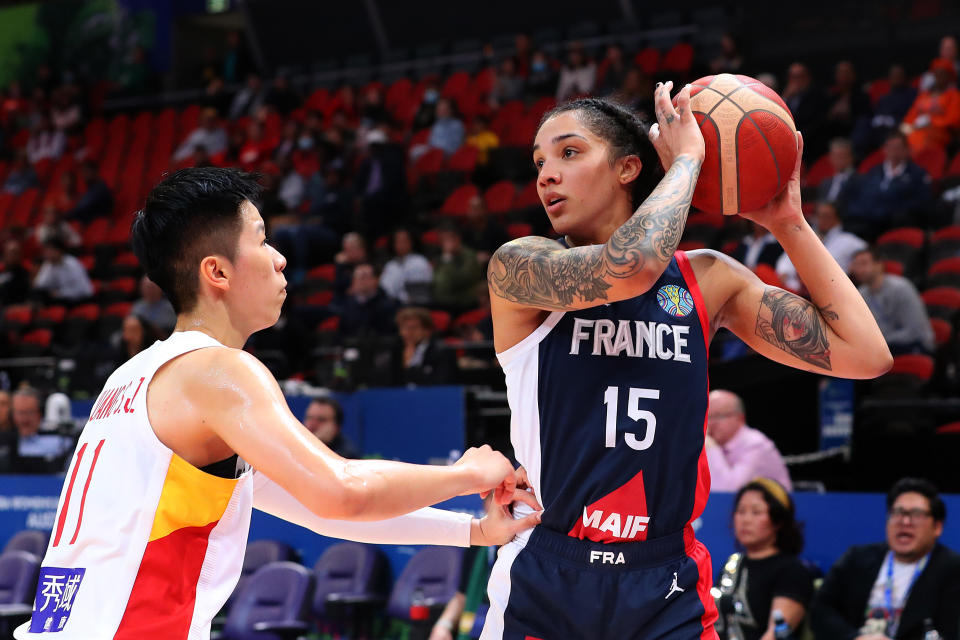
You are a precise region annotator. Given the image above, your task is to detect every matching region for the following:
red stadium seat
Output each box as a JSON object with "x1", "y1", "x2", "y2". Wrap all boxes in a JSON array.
[
  {"x1": 867, "y1": 78, "x2": 891, "y2": 106},
  {"x1": 634, "y1": 47, "x2": 661, "y2": 75},
  {"x1": 503, "y1": 116, "x2": 539, "y2": 147},
  {"x1": 887, "y1": 354, "x2": 934, "y2": 381},
  {"x1": 9, "y1": 188, "x2": 39, "y2": 227},
  {"x1": 454, "y1": 308, "x2": 490, "y2": 329},
  {"x1": 21, "y1": 328, "x2": 52, "y2": 348},
  {"x1": 3, "y1": 305, "x2": 33, "y2": 328},
  {"x1": 104, "y1": 302, "x2": 133, "y2": 318},
  {"x1": 935, "y1": 421, "x2": 960, "y2": 435},
  {"x1": 877, "y1": 227, "x2": 924, "y2": 248},
  {"x1": 306, "y1": 291, "x2": 333, "y2": 306},
  {"x1": 803, "y1": 153, "x2": 834, "y2": 188},
  {"x1": 441, "y1": 184, "x2": 479, "y2": 216},
  {"x1": 661, "y1": 42, "x2": 694, "y2": 75},
  {"x1": 472, "y1": 68, "x2": 496, "y2": 97},
  {"x1": 930, "y1": 225, "x2": 960, "y2": 262},
  {"x1": 446, "y1": 145, "x2": 478, "y2": 173},
  {"x1": 930, "y1": 257, "x2": 960, "y2": 275},
  {"x1": 507, "y1": 222, "x2": 533, "y2": 239},
  {"x1": 946, "y1": 152, "x2": 960, "y2": 178},
  {"x1": 442, "y1": 71, "x2": 471, "y2": 100},
  {"x1": 410, "y1": 148, "x2": 446, "y2": 186},
  {"x1": 484, "y1": 181, "x2": 516, "y2": 214},
  {"x1": 514, "y1": 181, "x2": 541, "y2": 209},
  {"x1": 385, "y1": 79, "x2": 411, "y2": 112},
  {"x1": 491, "y1": 101, "x2": 525, "y2": 139},
  {"x1": 527, "y1": 97, "x2": 557, "y2": 122},
  {"x1": 912, "y1": 146, "x2": 947, "y2": 180},
  {"x1": 882, "y1": 260, "x2": 904, "y2": 276},
  {"x1": 68, "y1": 304, "x2": 100, "y2": 321},
  {"x1": 318, "y1": 316, "x2": 340, "y2": 332},
  {"x1": 858, "y1": 149, "x2": 884, "y2": 174},
  {"x1": 421, "y1": 229, "x2": 441, "y2": 248},
  {"x1": 35, "y1": 305, "x2": 67, "y2": 327},
  {"x1": 930, "y1": 318, "x2": 953, "y2": 346},
  {"x1": 921, "y1": 287, "x2": 960, "y2": 309},
  {"x1": 430, "y1": 310, "x2": 451, "y2": 333},
  {"x1": 306, "y1": 264, "x2": 336, "y2": 283}
]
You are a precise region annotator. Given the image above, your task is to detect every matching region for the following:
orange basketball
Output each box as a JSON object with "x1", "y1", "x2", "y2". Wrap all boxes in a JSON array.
[{"x1": 683, "y1": 74, "x2": 798, "y2": 215}]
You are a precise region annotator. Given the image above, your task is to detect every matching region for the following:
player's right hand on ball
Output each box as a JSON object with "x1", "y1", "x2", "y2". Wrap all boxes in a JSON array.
[
  {"x1": 648, "y1": 81, "x2": 705, "y2": 168},
  {"x1": 453, "y1": 445, "x2": 517, "y2": 505}
]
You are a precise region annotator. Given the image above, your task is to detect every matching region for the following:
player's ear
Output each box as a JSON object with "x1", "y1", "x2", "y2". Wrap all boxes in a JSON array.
[
  {"x1": 199, "y1": 254, "x2": 231, "y2": 295},
  {"x1": 618, "y1": 155, "x2": 641, "y2": 185}
]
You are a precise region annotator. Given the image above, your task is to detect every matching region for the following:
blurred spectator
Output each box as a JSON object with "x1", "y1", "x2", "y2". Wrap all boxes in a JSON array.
[
  {"x1": 393, "y1": 307, "x2": 457, "y2": 386},
  {"x1": 303, "y1": 397, "x2": 360, "y2": 458},
  {"x1": 463, "y1": 195, "x2": 508, "y2": 265},
  {"x1": 818, "y1": 138, "x2": 859, "y2": 210},
  {"x1": 596, "y1": 44, "x2": 628, "y2": 96},
  {"x1": 556, "y1": 43, "x2": 596, "y2": 101},
  {"x1": 50, "y1": 86, "x2": 82, "y2": 134},
  {"x1": 901, "y1": 58, "x2": 960, "y2": 153},
  {"x1": 66, "y1": 161, "x2": 114, "y2": 223},
  {"x1": 238, "y1": 120, "x2": 275, "y2": 171},
  {"x1": 25, "y1": 114, "x2": 65, "y2": 164},
  {"x1": 265, "y1": 74, "x2": 300, "y2": 115},
  {"x1": 706, "y1": 389, "x2": 792, "y2": 492},
  {"x1": 311, "y1": 167, "x2": 352, "y2": 234},
  {"x1": 202, "y1": 76, "x2": 231, "y2": 117},
  {"x1": 108, "y1": 315, "x2": 159, "y2": 371},
  {"x1": 413, "y1": 81, "x2": 440, "y2": 131},
  {"x1": 465, "y1": 115, "x2": 499, "y2": 165},
  {"x1": 614, "y1": 68, "x2": 654, "y2": 120},
  {"x1": 2, "y1": 150, "x2": 38, "y2": 195},
  {"x1": 273, "y1": 120, "x2": 301, "y2": 162},
  {"x1": 229, "y1": 73, "x2": 267, "y2": 119},
  {"x1": 756, "y1": 72, "x2": 779, "y2": 93},
  {"x1": 13, "y1": 387, "x2": 71, "y2": 474},
  {"x1": 851, "y1": 247, "x2": 935, "y2": 355},
  {"x1": 853, "y1": 64, "x2": 917, "y2": 156},
  {"x1": 380, "y1": 228, "x2": 433, "y2": 305},
  {"x1": 356, "y1": 129, "x2": 408, "y2": 233},
  {"x1": 359, "y1": 85, "x2": 390, "y2": 127},
  {"x1": 824, "y1": 60, "x2": 871, "y2": 141},
  {"x1": 172, "y1": 108, "x2": 228, "y2": 163},
  {"x1": 709, "y1": 33, "x2": 745, "y2": 74},
  {"x1": 33, "y1": 235, "x2": 94, "y2": 302},
  {"x1": 0, "y1": 239, "x2": 31, "y2": 305},
  {"x1": 35, "y1": 204, "x2": 81, "y2": 249},
  {"x1": 275, "y1": 154, "x2": 305, "y2": 212},
  {"x1": 714, "y1": 480, "x2": 813, "y2": 640},
  {"x1": 526, "y1": 50, "x2": 557, "y2": 98},
  {"x1": 339, "y1": 263, "x2": 397, "y2": 337},
  {"x1": 131, "y1": 275, "x2": 177, "y2": 335},
  {"x1": 433, "y1": 223, "x2": 483, "y2": 310},
  {"x1": 46, "y1": 170, "x2": 79, "y2": 214},
  {"x1": 222, "y1": 30, "x2": 252, "y2": 84},
  {"x1": 782, "y1": 63, "x2": 827, "y2": 155},
  {"x1": 491, "y1": 57, "x2": 525, "y2": 106},
  {"x1": 513, "y1": 32, "x2": 533, "y2": 77},
  {"x1": 776, "y1": 201, "x2": 866, "y2": 293},
  {"x1": 420, "y1": 98, "x2": 466, "y2": 158},
  {"x1": 730, "y1": 222, "x2": 783, "y2": 270},
  {"x1": 0, "y1": 390, "x2": 14, "y2": 472},
  {"x1": 115, "y1": 45, "x2": 156, "y2": 97},
  {"x1": 811, "y1": 478, "x2": 960, "y2": 640},
  {"x1": 334, "y1": 232, "x2": 369, "y2": 301},
  {"x1": 920, "y1": 36, "x2": 959, "y2": 92},
  {"x1": 845, "y1": 131, "x2": 931, "y2": 236}
]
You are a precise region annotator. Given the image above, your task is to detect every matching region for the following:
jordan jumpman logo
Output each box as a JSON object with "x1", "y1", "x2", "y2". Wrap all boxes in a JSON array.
[{"x1": 665, "y1": 572, "x2": 685, "y2": 599}]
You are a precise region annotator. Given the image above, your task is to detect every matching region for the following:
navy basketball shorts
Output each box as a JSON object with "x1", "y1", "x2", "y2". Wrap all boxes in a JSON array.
[{"x1": 481, "y1": 527, "x2": 719, "y2": 640}]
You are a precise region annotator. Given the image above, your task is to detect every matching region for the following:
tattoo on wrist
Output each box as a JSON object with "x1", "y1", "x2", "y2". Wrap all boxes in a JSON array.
[
  {"x1": 487, "y1": 155, "x2": 701, "y2": 309},
  {"x1": 754, "y1": 288, "x2": 835, "y2": 370}
]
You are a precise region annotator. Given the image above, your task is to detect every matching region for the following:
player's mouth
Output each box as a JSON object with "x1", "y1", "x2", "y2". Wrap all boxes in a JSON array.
[{"x1": 544, "y1": 194, "x2": 567, "y2": 214}]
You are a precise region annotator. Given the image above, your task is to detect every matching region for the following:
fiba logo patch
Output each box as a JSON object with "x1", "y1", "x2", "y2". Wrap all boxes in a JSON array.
[{"x1": 656, "y1": 285, "x2": 694, "y2": 318}]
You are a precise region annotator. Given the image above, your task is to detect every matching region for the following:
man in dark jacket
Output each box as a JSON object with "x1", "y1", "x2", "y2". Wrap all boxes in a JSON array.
[{"x1": 810, "y1": 478, "x2": 960, "y2": 640}]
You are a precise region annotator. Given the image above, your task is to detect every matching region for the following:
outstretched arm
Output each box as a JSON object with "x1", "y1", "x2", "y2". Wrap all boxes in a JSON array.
[
  {"x1": 695, "y1": 133, "x2": 892, "y2": 379},
  {"x1": 487, "y1": 82, "x2": 704, "y2": 312}
]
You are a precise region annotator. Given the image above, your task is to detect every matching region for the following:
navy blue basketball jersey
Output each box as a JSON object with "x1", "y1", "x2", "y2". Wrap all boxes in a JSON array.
[{"x1": 498, "y1": 251, "x2": 710, "y2": 543}]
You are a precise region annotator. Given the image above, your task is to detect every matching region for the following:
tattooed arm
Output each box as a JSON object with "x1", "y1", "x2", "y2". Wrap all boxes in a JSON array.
[
  {"x1": 690, "y1": 133, "x2": 891, "y2": 379},
  {"x1": 488, "y1": 153, "x2": 702, "y2": 311}
]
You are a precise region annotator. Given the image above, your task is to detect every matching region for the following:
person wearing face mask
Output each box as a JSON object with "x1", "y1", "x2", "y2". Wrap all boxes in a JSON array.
[
  {"x1": 526, "y1": 50, "x2": 557, "y2": 98},
  {"x1": 811, "y1": 478, "x2": 960, "y2": 640},
  {"x1": 714, "y1": 479, "x2": 812, "y2": 640}
]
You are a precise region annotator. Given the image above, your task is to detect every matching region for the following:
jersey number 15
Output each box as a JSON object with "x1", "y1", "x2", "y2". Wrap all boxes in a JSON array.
[{"x1": 603, "y1": 386, "x2": 658, "y2": 450}]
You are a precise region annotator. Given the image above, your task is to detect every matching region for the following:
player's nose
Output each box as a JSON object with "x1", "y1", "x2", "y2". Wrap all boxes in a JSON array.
[{"x1": 537, "y1": 162, "x2": 560, "y2": 186}]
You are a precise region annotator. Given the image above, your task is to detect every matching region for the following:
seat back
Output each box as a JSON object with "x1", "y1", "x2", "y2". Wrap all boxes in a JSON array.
[
  {"x1": 312, "y1": 542, "x2": 388, "y2": 617},
  {"x1": 386, "y1": 546, "x2": 464, "y2": 619},
  {"x1": 223, "y1": 561, "x2": 313, "y2": 640},
  {"x1": 0, "y1": 550, "x2": 41, "y2": 605},
  {"x1": 4, "y1": 530, "x2": 50, "y2": 560}
]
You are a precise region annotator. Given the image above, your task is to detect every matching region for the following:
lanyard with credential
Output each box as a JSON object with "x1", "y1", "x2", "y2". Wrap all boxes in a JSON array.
[{"x1": 884, "y1": 550, "x2": 930, "y2": 631}]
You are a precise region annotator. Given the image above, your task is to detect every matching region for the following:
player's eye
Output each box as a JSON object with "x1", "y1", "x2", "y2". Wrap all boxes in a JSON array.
[
  {"x1": 562, "y1": 147, "x2": 578, "y2": 159},
  {"x1": 534, "y1": 157, "x2": 544, "y2": 169}
]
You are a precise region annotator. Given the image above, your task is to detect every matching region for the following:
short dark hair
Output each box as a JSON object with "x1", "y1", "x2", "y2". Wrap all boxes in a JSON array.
[
  {"x1": 539, "y1": 98, "x2": 663, "y2": 208},
  {"x1": 887, "y1": 478, "x2": 946, "y2": 523},
  {"x1": 309, "y1": 396, "x2": 343, "y2": 427},
  {"x1": 131, "y1": 168, "x2": 262, "y2": 314},
  {"x1": 12, "y1": 386, "x2": 43, "y2": 411},
  {"x1": 852, "y1": 245, "x2": 880, "y2": 262},
  {"x1": 734, "y1": 479, "x2": 805, "y2": 556},
  {"x1": 885, "y1": 129, "x2": 908, "y2": 145}
]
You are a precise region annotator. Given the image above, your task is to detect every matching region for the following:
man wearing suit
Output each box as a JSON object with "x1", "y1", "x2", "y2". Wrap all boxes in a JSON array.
[
  {"x1": 810, "y1": 478, "x2": 960, "y2": 640},
  {"x1": 818, "y1": 138, "x2": 859, "y2": 211}
]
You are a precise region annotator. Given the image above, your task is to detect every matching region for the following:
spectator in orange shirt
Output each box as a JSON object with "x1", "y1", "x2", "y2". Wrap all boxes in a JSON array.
[{"x1": 901, "y1": 58, "x2": 960, "y2": 152}]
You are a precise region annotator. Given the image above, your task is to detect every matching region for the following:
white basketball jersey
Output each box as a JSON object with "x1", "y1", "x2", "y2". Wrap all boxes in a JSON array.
[{"x1": 15, "y1": 331, "x2": 254, "y2": 639}]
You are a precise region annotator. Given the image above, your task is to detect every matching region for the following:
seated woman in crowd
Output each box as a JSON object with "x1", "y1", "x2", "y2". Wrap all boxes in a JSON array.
[{"x1": 715, "y1": 479, "x2": 814, "y2": 640}]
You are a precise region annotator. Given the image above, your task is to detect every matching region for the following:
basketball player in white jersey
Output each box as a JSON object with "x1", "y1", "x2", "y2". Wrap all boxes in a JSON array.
[{"x1": 15, "y1": 168, "x2": 539, "y2": 639}]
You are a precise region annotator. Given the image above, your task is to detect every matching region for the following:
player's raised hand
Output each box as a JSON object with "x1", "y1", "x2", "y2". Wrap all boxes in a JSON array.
[
  {"x1": 471, "y1": 489, "x2": 543, "y2": 546},
  {"x1": 452, "y1": 445, "x2": 517, "y2": 503},
  {"x1": 648, "y1": 81, "x2": 705, "y2": 169},
  {"x1": 739, "y1": 131, "x2": 804, "y2": 232}
]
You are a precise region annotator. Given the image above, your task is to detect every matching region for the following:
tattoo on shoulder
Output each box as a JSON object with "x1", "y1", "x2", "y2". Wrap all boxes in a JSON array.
[
  {"x1": 754, "y1": 288, "x2": 835, "y2": 370},
  {"x1": 487, "y1": 155, "x2": 702, "y2": 309}
]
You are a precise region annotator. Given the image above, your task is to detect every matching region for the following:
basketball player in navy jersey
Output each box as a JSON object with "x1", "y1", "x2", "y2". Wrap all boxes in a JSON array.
[{"x1": 480, "y1": 82, "x2": 891, "y2": 639}]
